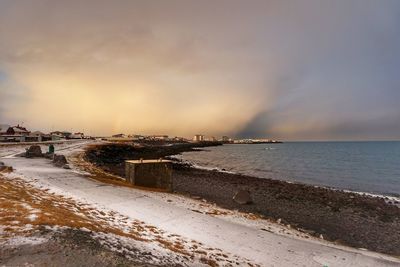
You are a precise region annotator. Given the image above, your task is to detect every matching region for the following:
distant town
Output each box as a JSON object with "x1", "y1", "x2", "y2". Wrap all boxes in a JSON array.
[{"x1": 0, "y1": 123, "x2": 281, "y2": 144}]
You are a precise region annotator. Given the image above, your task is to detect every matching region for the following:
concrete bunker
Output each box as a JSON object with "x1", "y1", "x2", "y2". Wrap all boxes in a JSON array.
[{"x1": 125, "y1": 159, "x2": 173, "y2": 191}]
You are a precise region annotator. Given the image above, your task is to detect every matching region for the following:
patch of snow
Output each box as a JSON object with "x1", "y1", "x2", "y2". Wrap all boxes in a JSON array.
[
  {"x1": 27, "y1": 214, "x2": 38, "y2": 222},
  {"x1": 1, "y1": 236, "x2": 48, "y2": 247}
]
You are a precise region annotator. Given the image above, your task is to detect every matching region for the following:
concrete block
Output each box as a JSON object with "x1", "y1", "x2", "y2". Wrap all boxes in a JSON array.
[{"x1": 125, "y1": 159, "x2": 173, "y2": 191}]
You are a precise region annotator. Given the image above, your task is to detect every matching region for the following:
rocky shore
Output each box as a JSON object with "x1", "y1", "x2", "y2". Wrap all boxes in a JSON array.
[
  {"x1": 85, "y1": 143, "x2": 400, "y2": 256},
  {"x1": 173, "y1": 166, "x2": 400, "y2": 255}
]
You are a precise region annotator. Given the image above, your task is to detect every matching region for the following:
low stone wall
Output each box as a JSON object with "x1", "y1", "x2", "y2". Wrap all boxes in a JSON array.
[{"x1": 125, "y1": 160, "x2": 173, "y2": 191}]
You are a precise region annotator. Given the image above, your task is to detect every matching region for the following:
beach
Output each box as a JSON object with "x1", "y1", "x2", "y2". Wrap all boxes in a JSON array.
[
  {"x1": 173, "y1": 166, "x2": 400, "y2": 255},
  {"x1": 86, "y1": 142, "x2": 400, "y2": 256},
  {"x1": 1, "y1": 141, "x2": 399, "y2": 266}
]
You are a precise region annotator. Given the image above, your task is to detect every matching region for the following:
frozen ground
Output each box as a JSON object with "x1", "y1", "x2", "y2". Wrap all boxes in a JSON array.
[{"x1": 1, "y1": 141, "x2": 400, "y2": 266}]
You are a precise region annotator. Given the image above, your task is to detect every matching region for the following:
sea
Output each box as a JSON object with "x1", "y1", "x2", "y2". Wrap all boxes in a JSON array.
[{"x1": 176, "y1": 141, "x2": 400, "y2": 197}]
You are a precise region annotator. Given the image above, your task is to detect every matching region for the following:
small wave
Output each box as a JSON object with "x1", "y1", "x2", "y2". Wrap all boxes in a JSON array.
[
  {"x1": 341, "y1": 189, "x2": 400, "y2": 203},
  {"x1": 190, "y1": 163, "x2": 236, "y2": 174},
  {"x1": 176, "y1": 157, "x2": 237, "y2": 174}
]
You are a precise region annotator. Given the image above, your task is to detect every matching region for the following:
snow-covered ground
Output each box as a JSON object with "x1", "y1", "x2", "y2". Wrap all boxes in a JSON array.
[{"x1": 1, "y1": 142, "x2": 400, "y2": 266}]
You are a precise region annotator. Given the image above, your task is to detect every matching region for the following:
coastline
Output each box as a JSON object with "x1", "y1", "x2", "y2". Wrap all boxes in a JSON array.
[
  {"x1": 172, "y1": 164, "x2": 400, "y2": 255},
  {"x1": 2, "y1": 141, "x2": 400, "y2": 266},
  {"x1": 175, "y1": 156, "x2": 400, "y2": 203},
  {"x1": 84, "y1": 142, "x2": 400, "y2": 256}
]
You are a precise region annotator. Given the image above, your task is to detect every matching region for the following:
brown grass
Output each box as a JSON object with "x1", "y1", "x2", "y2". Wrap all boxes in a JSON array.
[
  {"x1": 1, "y1": 174, "x2": 251, "y2": 266},
  {"x1": 0, "y1": 151, "x2": 262, "y2": 266},
  {"x1": 0, "y1": 175, "x2": 127, "y2": 238},
  {"x1": 155, "y1": 238, "x2": 192, "y2": 256},
  {"x1": 205, "y1": 209, "x2": 229, "y2": 216},
  {"x1": 200, "y1": 257, "x2": 219, "y2": 267},
  {"x1": 0, "y1": 166, "x2": 13, "y2": 173}
]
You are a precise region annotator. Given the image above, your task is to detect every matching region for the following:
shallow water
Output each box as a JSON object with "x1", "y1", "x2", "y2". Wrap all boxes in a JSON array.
[{"x1": 177, "y1": 141, "x2": 400, "y2": 196}]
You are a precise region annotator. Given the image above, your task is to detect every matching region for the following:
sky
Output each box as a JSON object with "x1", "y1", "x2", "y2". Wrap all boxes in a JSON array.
[{"x1": 0, "y1": 0, "x2": 399, "y2": 140}]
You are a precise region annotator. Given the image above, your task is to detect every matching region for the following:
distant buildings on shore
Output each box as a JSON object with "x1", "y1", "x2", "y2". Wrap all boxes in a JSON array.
[
  {"x1": 193, "y1": 134, "x2": 205, "y2": 142},
  {"x1": 0, "y1": 123, "x2": 281, "y2": 144},
  {"x1": 0, "y1": 123, "x2": 88, "y2": 143},
  {"x1": 192, "y1": 134, "x2": 281, "y2": 144},
  {"x1": 108, "y1": 134, "x2": 188, "y2": 142},
  {"x1": 107, "y1": 133, "x2": 281, "y2": 144}
]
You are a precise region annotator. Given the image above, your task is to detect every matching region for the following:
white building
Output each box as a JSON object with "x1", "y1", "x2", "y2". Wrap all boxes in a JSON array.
[{"x1": 193, "y1": 134, "x2": 205, "y2": 142}]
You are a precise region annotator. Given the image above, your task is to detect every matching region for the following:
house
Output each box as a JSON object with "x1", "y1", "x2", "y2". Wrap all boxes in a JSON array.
[
  {"x1": 29, "y1": 131, "x2": 52, "y2": 142},
  {"x1": 221, "y1": 136, "x2": 233, "y2": 143},
  {"x1": 50, "y1": 131, "x2": 71, "y2": 139},
  {"x1": 70, "y1": 132, "x2": 84, "y2": 139},
  {"x1": 0, "y1": 124, "x2": 16, "y2": 142},
  {"x1": 172, "y1": 136, "x2": 187, "y2": 142},
  {"x1": 129, "y1": 134, "x2": 145, "y2": 141},
  {"x1": 205, "y1": 136, "x2": 217, "y2": 141},
  {"x1": 112, "y1": 133, "x2": 126, "y2": 138},
  {"x1": 0, "y1": 124, "x2": 30, "y2": 142},
  {"x1": 8, "y1": 125, "x2": 30, "y2": 136},
  {"x1": 149, "y1": 135, "x2": 169, "y2": 141}
]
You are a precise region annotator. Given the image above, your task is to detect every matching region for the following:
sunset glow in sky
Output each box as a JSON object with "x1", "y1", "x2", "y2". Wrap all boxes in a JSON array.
[{"x1": 1, "y1": 0, "x2": 399, "y2": 140}]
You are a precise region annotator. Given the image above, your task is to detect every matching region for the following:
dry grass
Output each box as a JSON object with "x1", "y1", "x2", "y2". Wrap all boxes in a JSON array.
[
  {"x1": 205, "y1": 209, "x2": 230, "y2": 216},
  {"x1": 155, "y1": 238, "x2": 192, "y2": 256},
  {"x1": 0, "y1": 173, "x2": 259, "y2": 266},
  {"x1": 0, "y1": 166, "x2": 13, "y2": 173},
  {"x1": 200, "y1": 257, "x2": 219, "y2": 267},
  {"x1": 0, "y1": 175, "x2": 126, "y2": 238},
  {"x1": 0, "y1": 148, "x2": 263, "y2": 266}
]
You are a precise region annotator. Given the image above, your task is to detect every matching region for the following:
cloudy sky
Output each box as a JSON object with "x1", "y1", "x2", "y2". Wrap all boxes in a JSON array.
[{"x1": 0, "y1": 0, "x2": 399, "y2": 140}]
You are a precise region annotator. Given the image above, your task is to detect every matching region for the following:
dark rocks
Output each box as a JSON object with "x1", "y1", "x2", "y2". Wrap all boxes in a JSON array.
[
  {"x1": 0, "y1": 162, "x2": 13, "y2": 172},
  {"x1": 233, "y1": 190, "x2": 253, "y2": 205},
  {"x1": 25, "y1": 145, "x2": 43, "y2": 158},
  {"x1": 53, "y1": 154, "x2": 68, "y2": 168},
  {"x1": 63, "y1": 164, "x2": 71, "y2": 169},
  {"x1": 15, "y1": 146, "x2": 71, "y2": 170}
]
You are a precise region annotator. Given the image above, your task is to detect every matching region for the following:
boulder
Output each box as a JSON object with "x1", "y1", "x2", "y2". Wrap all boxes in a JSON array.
[
  {"x1": 0, "y1": 164, "x2": 13, "y2": 173},
  {"x1": 233, "y1": 190, "x2": 253, "y2": 205},
  {"x1": 53, "y1": 154, "x2": 68, "y2": 168},
  {"x1": 25, "y1": 145, "x2": 43, "y2": 158}
]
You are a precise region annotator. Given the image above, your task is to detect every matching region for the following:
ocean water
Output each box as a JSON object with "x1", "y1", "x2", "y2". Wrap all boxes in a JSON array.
[{"x1": 177, "y1": 142, "x2": 400, "y2": 197}]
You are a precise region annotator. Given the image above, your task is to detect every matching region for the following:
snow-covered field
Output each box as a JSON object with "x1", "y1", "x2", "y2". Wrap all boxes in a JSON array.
[{"x1": 1, "y1": 141, "x2": 399, "y2": 266}]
